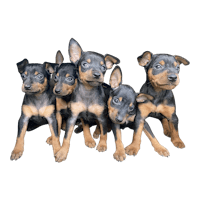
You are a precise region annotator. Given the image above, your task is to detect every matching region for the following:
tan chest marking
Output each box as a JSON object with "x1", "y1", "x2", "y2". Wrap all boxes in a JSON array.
[
  {"x1": 22, "y1": 104, "x2": 54, "y2": 118},
  {"x1": 71, "y1": 102, "x2": 87, "y2": 116},
  {"x1": 56, "y1": 98, "x2": 69, "y2": 111},
  {"x1": 88, "y1": 104, "x2": 104, "y2": 117},
  {"x1": 139, "y1": 101, "x2": 175, "y2": 118}
]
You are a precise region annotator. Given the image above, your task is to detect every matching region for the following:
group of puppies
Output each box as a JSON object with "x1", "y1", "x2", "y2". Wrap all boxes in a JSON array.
[{"x1": 10, "y1": 38, "x2": 190, "y2": 162}]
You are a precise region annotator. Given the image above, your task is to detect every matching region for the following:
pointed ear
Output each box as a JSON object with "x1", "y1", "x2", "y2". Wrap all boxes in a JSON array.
[
  {"x1": 137, "y1": 51, "x2": 153, "y2": 66},
  {"x1": 136, "y1": 93, "x2": 154, "y2": 103},
  {"x1": 105, "y1": 54, "x2": 120, "y2": 69},
  {"x1": 68, "y1": 38, "x2": 83, "y2": 64},
  {"x1": 44, "y1": 62, "x2": 58, "y2": 74},
  {"x1": 174, "y1": 55, "x2": 190, "y2": 65},
  {"x1": 109, "y1": 66, "x2": 122, "y2": 89},
  {"x1": 56, "y1": 50, "x2": 64, "y2": 65},
  {"x1": 17, "y1": 59, "x2": 29, "y2": 73}
]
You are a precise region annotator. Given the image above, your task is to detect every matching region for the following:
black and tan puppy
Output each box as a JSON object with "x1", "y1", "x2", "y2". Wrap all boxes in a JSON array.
[
  {"x1": 45, "y1": 51, "x2": 77, "y2": 145},
  {"x1": 125, "y1": 52, "x2": 190, "y2": 156},
  {"x1": 54, "y1": 38, "x2": 120, "y2": 162},
  {"x1": 91, "y1": 66, "x2": 169, "y2": 161},
  {"x1": 10, "y1": 59, "x2": 61, "y2": 160}
]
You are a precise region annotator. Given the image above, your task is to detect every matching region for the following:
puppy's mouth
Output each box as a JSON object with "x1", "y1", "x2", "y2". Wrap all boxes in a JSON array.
[
  {"x1": 23, "y1": 90, "x2": 40, "y2": 94},
  {"x1": 86, "y1": 80, "x2": 103, "y2": 86}
]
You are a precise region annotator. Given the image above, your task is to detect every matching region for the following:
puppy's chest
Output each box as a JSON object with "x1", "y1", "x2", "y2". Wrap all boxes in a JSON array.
[{"x1": 22, "y1": 101, "x2": 54, "y2": 118}]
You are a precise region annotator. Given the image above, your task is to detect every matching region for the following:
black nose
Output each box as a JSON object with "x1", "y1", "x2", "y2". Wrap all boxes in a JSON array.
[
  {"x1": 55, "y1": 88, "x2": 61, "y2": 94},
  {"x1": 24, "y1": 84, "x2": 31, "y2": 90},
  {"x1": 93, "y1": 72, "x2": 101, "y2": 78},
  {"x1": 168, "y1": 74, "x2": 177, "y2": 82},
  {"x1": 115, "y1": 116, "x2": 123, "y2": 123}
]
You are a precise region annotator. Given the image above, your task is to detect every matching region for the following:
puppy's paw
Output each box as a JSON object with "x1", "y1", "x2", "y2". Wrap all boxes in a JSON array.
[
  {"x1": 10, "y1": 148, "x2": 24, "y2": 160},
  {"x1": 46, "y1": 136, "x2": 52, "y2": 145},
  {"x1": 154, "y1": 145, "x2": 170, "y2": 157},
  {"x1": 85, "y1": 138, "x2": 96, "y2": 148},
  {"x1": 96, "y1": 142, "x2": 107, "y2": 152},
  {"x1": 172, "y1": 139, "x2": 185, "y2": 148},
  {"x1": 113, "y1": 150, "x2": 126, "y2": 162},
  {"x1": 55, "y1": 147, "x2": 69, "y2": 162},
  {"x1": 125, "y1": 144, "x2": 140, "y2": 156},
  {"x1": 93, "y1": 131, "x2": 100, "y2": 139}
]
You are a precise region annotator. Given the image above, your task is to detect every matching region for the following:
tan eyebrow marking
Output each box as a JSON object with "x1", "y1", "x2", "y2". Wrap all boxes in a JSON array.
[
  {"x1": 100, "y1": 61, "x2": 104, "y2": 65},
  {"x1": 130, "y1": 102, "x2": 133, "y2": 107},
  {"x1": 87, "y1": 59, "x2": 91, "y2": 63},
  {"x1": 57, "y1": 73, "x2": 59, "y2": 77},
  {"x1": 119, "y1": 97, "x2": 123, "y2": 102},
  {"x1": 34, "y1": 71, "x2": 38, "y2": 75},
  {"x1": 24, "y1": 71, "x2": 27, "y2": 75},
  {"x1": 66, "y1": 74, "x2": 70, "y2": 77},
  {"x1": 174, "y1": 61, "x2": 177, "y2": 67},
  {"x1": 159, "y1": 60, "x2": 165, "y2": 65}
]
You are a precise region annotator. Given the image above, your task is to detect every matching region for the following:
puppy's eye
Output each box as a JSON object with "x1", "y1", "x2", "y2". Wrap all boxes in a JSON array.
[
  {"x1": 129, "y1": 106, "x2": 134, "y2": 112},
  {"x1": 82, "y1": 61, "x2": 89, "y2": 68},
  {"x1": 154, "y1": 64, "x2": 163, "y2": 70},
  {"x1": 54, "y1": 76, "x2": 58, "y2": 83},
  {"x1": 113, "y1": 97, "x2": 120, "y2": 105},
  {"x1": 66, "y1": 77, "x2": 74, "y2": 82},
  {"x1": 37, "y1": 74, "x2": 44, "y2": 79},
  {"x1": 176, "y1": 65, "x2": 180, "y2": 71},
  {"x1": 101, "y1": 65, "x2": 106, "y2": 72},
  {"x1": 21, "y1": 73, "x2": 27, "y2": 79}
]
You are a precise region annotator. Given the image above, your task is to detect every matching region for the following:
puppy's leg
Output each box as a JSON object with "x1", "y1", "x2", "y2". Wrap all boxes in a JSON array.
[
  {"x1": 81, "y1": 118, "x2": 96, "y2": 148},
  {"x1": 11, "y1": 114, "x2": 29, "y2": 160},
  {"x1": 160, "y1": 118, "x2": 171, "y2": 137},
  {"x1": 143, "y1": 121, "x2": 170, "y2": 157},
  {"x1": 113, "y1": 124, "x2": 126, "y2": 162},
  {"x1": 93, "y1": 121, "x2": 101, "y2": 139},
  {"x1": 96, "y1": 119, "x2": 107, "y2": 152}
]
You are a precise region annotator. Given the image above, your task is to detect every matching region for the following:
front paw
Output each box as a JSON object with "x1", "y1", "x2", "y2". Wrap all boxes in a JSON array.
[
  {"x1": 113, "y1": 150, "x2": 126, "y2": 162},
  {"x1": 46, "y1": 136, "x2": 52, "y2": 145},
  {"x1": 125, "y1": 144, "x2": 140, "y2": 156},
  {"x1": 93, "y1": 131, "x2": 100, "y2": 139},
  {"x1": 55, "y1": 147, "x2": 69, "y2": 162},
  {"x1": 154, "y1": 145, "x2": 170, "y2": 157},
  {"x1": 85, "y1": 138, "x2": 96, "y2": 148},
  {"x1": 10, "y1": 148, "x2": 24, "y2": 160},
  {"x1": 96, "y1": 142, "x2": 107, "y2": 152},
  {"x1": 172, "y1": 139, "x2": 185, "y2": 148}
]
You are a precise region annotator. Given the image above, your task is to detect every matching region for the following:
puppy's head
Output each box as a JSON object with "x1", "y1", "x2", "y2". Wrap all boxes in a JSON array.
[
  {"x1": 137, "y1": 51, "x2": 190, "y2": 90},
  {"x1": 53, "y1": 64, "x2": 77, "y2": 96},
  {"x1": 17, "y1": 59, "x2": 49, "y2": 94},
  {"x1": 68, "y1": 38, "x2": 120, "y2": 87}
]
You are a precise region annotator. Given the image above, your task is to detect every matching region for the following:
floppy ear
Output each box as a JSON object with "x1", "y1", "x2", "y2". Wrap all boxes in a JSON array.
[
  {"x1": 44, "y1": 62, "x2": 58, "y2": 74},
  {"x1": 105, "y1": 54, "x2": 120, "y2": 69},
  {"x1": 137, "y1": 51, "x2": 153, "y2": 67},
  {"x1": 174, "y1": 55, "x2": 190, "y2": 65},
  {"x1": 17, "y1": 59, "x2": 29, "y2": 73},
  {"x1": 136, "y1": 93, "x2": 154, "y2": 103},
  {"x1": 109, "y1": 66, "x2": 122, "y2": 89},
  {"x1": 56, "y1": 50, "x2": 64, "y2": 65},
  {"x1": 68, "y1": 38, "x2": 83, "y2": 64}
]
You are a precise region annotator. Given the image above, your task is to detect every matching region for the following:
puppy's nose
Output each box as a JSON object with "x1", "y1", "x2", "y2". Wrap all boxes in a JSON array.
[
  {"x1": 168, "y1": 74, "x2": 177, "y2": 82},
  {"x1": 24, "y1": 84, "x2": 31, "y2": 90},
  {"x1": 115, "y1": 116, "x2": 123, "y2": 123},
  {"x1": 93, "y1": 72, "x2": 101, "y2": 78},
  {"x1": 55, "y1": 88, "x2": 61, "y2": 94}
]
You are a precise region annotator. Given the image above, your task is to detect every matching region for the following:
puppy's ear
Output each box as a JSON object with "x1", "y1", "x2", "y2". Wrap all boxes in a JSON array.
[
  {"x1": 105, "y1": 54, "x2": 120, "y2": 69},
  {"x1": 43, "y1": 61, "x2": 56, "y2": 74},
  {"x1": 56, "y1": 50, "x2": 64, "y2": 65},
  {"x1": 17, "y1": 59, "x2": 29, "y2": 73},
  {"x1": 136, "y1": 93, "x2": 153, "y2": 103},
  {"x1": 68, "y1": 38, "x2": 83, "y2": 64},
  {"x1": 174, "y1": 55, "x2": 190, "y2": 65},
  {"x1": 137, "y1": 51, "x2": 153, "y2": 67},
  {"x1": 109, "y1": 66, "x2": 122, "y2": 89}
]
